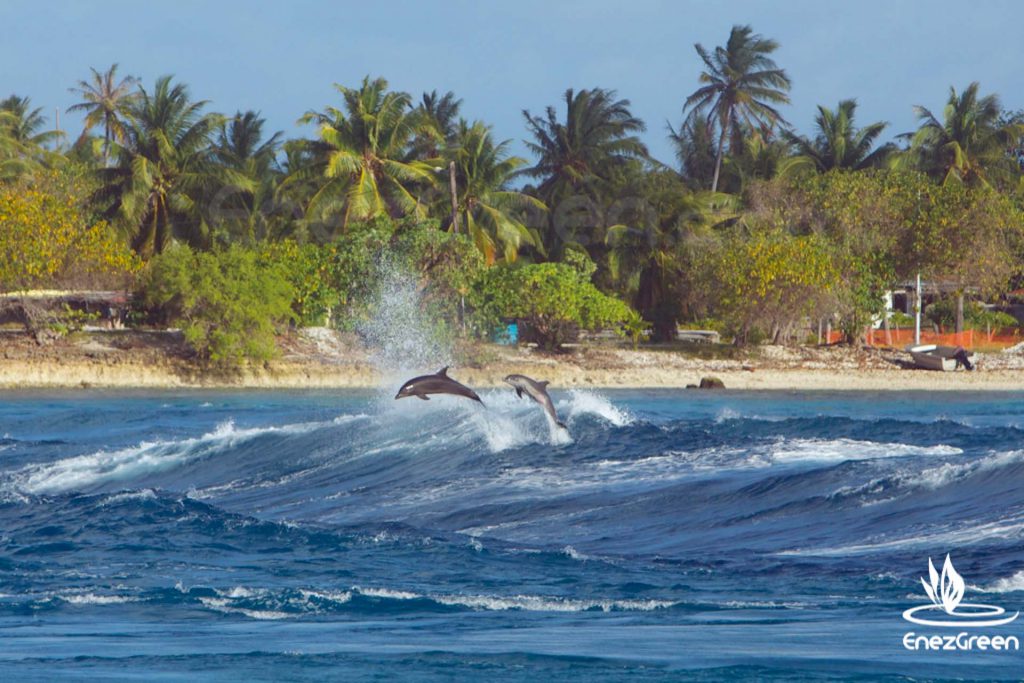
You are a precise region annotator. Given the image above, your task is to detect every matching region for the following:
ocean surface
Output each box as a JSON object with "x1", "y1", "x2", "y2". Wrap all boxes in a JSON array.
[{"x1": 1, "y1": 388, "x2": 1023, "y2": 681}]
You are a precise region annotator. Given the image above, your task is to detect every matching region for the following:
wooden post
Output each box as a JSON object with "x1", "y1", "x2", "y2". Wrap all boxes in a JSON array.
[
  {"x1": 448, "y1": 161, "x2": 459, "y2": 234},
  {"x1": 914, "y1": 273, "x2": 921, "y2": 346}
]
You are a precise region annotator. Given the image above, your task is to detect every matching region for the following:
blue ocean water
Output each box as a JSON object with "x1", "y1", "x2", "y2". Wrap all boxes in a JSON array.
[{"x1": 1, "y1": 388, "x2": 1023, "y2": 681}]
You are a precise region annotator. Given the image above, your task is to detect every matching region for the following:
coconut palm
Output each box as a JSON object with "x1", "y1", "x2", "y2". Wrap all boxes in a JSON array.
[
  {"x1": 293, "y1": 76, "x2": 434, "y2": 229},
  {"x1": 67, "y1": 64, "x2": 138, "y2": 165},
  {"x1": 606, "y1": 171, "x2": 738, "y2": 339},
  {"x1": 0, "y1": 111, "x2": 43, "y2": 180},
  {"x1": 901, "y1": 82, "x2": 1022, "y2": 187},
  {"x1": 94, "y1": 76, "x2": 224, "y2": 256},
  {"x1": 443, "y1": 120, "x2": 544, "y2": 263},
  {"x1": 0, "y1": 95, "x2": 61, "y2": 147},
  {"x1": 409, "y1": 90, "x2": 462, "y2": 159},
  {"x1": 682, "y1": 25, "x2": 791, "y2": 192},
  {"x1": 781, "y1": 99, "x2": 893, "y2": 175},
  {"x1": 725, "y1": 128, "x2": 792, "y2": 190},
  {"x1": 668, "y1": 117, "x2": 718, "y2": 190},
  {"x1": 521, "y1": 87, "x2": 648, "y2": 205},
  {"x1": 207, "y1": 110, "x2": 284, "y2": 243}
]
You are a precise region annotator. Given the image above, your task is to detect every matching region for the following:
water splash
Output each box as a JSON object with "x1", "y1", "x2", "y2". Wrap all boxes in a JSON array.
[
  {"x1": 560, "y1": 390, "x2": 634, "y2": 427},
  {"x1": 357, "y1": 257, "x2": 452, "y2": 375}
]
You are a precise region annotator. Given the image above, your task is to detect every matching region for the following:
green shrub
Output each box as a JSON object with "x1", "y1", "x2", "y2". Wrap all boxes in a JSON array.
[
  {"x1": 471, "y1": 260, "x2": 634, "y2": 351},
  {"x1": 261, "y1": 219, "x2": 393, "y2": 327},
  {"x1": 140, "y1": 245, "x2": 295, "y2": 366},
  {"x1": 619, "y1": 309, "x2": 652, "y2": 350},
  {"x1": 925, "y1": 299, "x2": 1019, "y2": 332},
  {"x1": 888, "y1": 311, "x2": 915, "y2": 328}
]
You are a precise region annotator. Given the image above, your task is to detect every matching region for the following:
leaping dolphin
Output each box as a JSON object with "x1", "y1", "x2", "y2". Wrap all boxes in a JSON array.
[
  {"x1": 395, "y1": 367, "x2": 484, "y2": 404},
  {"x1": 504, "y1": 374, "x2": 566, "y2": 429}
]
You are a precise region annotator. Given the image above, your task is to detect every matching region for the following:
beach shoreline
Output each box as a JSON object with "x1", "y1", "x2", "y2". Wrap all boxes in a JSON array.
[{"x1": 3, "y1": 328, "x2": 1024, "y2": 391}]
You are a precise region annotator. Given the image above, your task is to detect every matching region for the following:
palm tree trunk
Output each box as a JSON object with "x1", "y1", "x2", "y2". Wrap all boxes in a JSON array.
[
  {"x1": 103, "y1": 124, "x2": 110, "y2": 167},
  {"x1": 711, "y1": 109, "x2": 732, "y2": 193}
]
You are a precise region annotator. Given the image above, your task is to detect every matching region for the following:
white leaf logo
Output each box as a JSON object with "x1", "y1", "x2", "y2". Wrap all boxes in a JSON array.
[
  {"x1": 922, "y1": 554, "x2": 965, "y2": 614},
  {"x1": 938, "y1": 554, "x2": 965, "y2": 614},
  {"x1": 904, "y1": 553, "x2": 1018, "y2": 627},
  {"x1": 922, "y1": 557, "x2": 940, "y2": 606}
]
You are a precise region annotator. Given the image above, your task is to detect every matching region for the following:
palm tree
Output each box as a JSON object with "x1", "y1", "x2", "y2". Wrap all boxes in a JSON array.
[
  {"x1": 293, "y1": 76, "x2": 434, "y2": 230},
  {"x1": 0, "y1": 95, "x2": 61, "y2": 147},
  {"x1": 682, "y1": 25, "x2": 791, "y2": 192},
  {"x1": 409, "y1": 90, "x2": 462, "y2": 159},
  {"x1": 668, "y1": 117, "x2": 718, "y2": 190},
  {"x1": 725, "y1": 128, "x2": 792, "y2": 190},
  {"x1": 67, "y1": 64, "x2": 138, "y2": 165},
  {"x1": 901, "y1": 82, "x2": 1022, "y2": 187},
  {"x1": 0, "y1": 111, "x2": 43, "y2": 180},
  {"x1": 443, "y1": 120, "x2": 544, "y2": 263},
  {"x1": 606, "y1": 171, "x2": 738, "y2": 339},
  {"x1": 94, "y1": 76, "x2": 224, "y2": 256},
  {"x1": 781, "y1": 99, "x2": 893, "y2": 175},
  {"x1": 207, "y1": 110, "x2": 283, "y2": 243},
  {"x1": 522, "y1": 87, "x2": 648, "y2": 204}
]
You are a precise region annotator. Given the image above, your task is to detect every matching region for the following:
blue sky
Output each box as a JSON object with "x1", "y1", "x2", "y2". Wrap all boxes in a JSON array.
[{"x1": 1, "y1": 0, "x2": 1021, "y2": 164}]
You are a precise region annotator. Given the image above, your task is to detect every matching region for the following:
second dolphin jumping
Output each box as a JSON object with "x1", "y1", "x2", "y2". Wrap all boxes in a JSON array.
[{"x1": 504, "y1": 373, "x2": 566, "y2": 429}]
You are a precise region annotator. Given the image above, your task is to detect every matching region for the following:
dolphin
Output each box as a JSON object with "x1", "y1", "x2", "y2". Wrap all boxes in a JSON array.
[
  {"x1": 504, "y1": 374, "x2": 566, "y2": 429},
  {"x1": 395, "y1": 367, "x2": 484, "y2": 404}
]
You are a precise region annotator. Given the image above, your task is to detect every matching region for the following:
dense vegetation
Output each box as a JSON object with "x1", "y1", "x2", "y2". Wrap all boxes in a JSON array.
[{"x1": 2, "y1": 25, "x2": 1024, "y2": 363}]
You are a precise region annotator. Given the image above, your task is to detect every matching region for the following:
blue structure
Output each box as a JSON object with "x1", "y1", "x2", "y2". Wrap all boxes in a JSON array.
[{"x1": 495, "y1": 321, "x2": 518, "y2": 345}]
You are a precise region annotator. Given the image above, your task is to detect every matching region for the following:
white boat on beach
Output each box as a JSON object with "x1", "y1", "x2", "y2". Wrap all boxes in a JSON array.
[{"x1": 906, "y1": 344, "x2": 976, "y2": 371}]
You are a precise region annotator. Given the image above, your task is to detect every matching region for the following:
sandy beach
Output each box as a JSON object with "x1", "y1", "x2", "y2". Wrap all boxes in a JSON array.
[{"x1": 2, "y1": 328, "x2": 1024, "y2": 391}]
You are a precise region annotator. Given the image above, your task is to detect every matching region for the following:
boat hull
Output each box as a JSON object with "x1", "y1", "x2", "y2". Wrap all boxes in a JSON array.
[{"x1": 906, "y1": 344, "x2": 976, "y2": 371}]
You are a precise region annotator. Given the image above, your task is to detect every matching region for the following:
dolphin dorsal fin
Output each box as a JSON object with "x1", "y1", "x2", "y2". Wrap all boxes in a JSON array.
[
  {"x1": 437, "y1": 366, "x2": 449, "y2": 377},
  {"x1": 538, "y1": 380, "x2": 550, "y2": 388}
]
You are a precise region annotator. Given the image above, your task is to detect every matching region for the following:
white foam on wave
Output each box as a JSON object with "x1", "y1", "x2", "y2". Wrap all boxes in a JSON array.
[
  {"x1": 299, "y1": 588, "x2": 354, "y2": 603},
  {"x1": 60, "y1": 593, "x2": 140, "y2": 606},
  {"x1": 900, "y1": 449, "x2": 1024, "y2": 489},
  {"x1": 722, "y1": 599, "x2": 809, "y2": 609},
  {"x1": 470, "y1": 408, "x2": 537, "y2": 453},
  {"x1": 100, "y1": 489, "x2": 158, "y2": 505},
  {"x1": 191, "y1": 583, "x2": 674, "y2": 619},
  {"x1": 350, "y1": 585, "x2": 672, "y2": 612},
  {"x1": 560, "y1": 390, "x2": 633, "y2": 427},
  {"x1": 354, "y1": 586, "x2": 421, "y2": 600},
  {"x1": 768, "y1": 438, "x2": 961, "y2": 464},
  {"x1": 778, "y1": 514, "x2": 1024, "y2": 557},
  {"x1": 198, "y1": 596, "x2": 291, "y2": 620},
  {"x1": 562, "y1": 545, "x2": 590, "y2": 561},
  {"x1": 979, "y1": 571, "x2": 1024, "y2": 594},
  {"x1": 713, "y1": 408, "x2": 789, "y2": 424},
  {"x1": 829, "y1": 449, "x2": 1024, "y2": 505},
  {"x1": 194, "y1": 585, "x2": 354, "y2": 620},
  {"x1": 6, "y1": 418, "x2": 333, "y2": 495},
  {"x1": 432, "y1": 593, "x2": 672, "y2": 612}
]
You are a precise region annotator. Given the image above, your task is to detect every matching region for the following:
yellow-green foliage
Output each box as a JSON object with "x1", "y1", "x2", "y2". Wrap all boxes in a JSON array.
[
  {"x1": 712, "y1": 228, "x2": 837, "y2": 343},
  {"x1": 0, "y1": 170, "x2": 140, "y2": 291}
]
